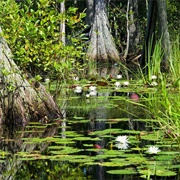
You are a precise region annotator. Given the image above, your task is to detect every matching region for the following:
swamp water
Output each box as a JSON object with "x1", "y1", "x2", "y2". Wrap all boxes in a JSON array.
[{"x1": 0, "y1": 83, "x2": 180, "y2": 180}]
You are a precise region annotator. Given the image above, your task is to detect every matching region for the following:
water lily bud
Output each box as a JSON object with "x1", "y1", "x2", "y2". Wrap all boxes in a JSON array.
[
  {"x1": 151, "y1": 75, "x2": 157, "y2": 80},
  {"x1": 116, "y1": 74, "x2": 122, "y2": 79},
  {"x1": 115, "y1": 82, "x2": 121, "y2": 88},
  {"x1": 123, "y1": 81, "x2": 129, "y2": 86},
  {"x1": 74, "y1": 86, "x2": 82, "y2": 93},
  {"x1": 89, "y1": 86, "x2": 96, "y2": 91}
]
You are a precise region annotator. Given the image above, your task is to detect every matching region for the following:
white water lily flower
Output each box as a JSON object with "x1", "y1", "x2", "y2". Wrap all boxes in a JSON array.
[
  {"x1": 116, "y1": 74, "x2": 122, "y2": 79},
  {"x1": 116, "y1": 142, "x2": 129, "y2": 150},
  {"x1": 147, "y1": 146, "x2": 161, "y2": 154},
  {"x1": 74, "y1": 86, "x2": 82, "y2": 93},
  {"x1": 73, "y1": 76, "x2": 79, "y2": 81},
  {"x1": 151, "y1": 75, "x2": 157, "y2": 80},
  {"x1": 115, "y1": 82, "x2": 121, "y2": 88},
  {"x1": 115, "y1": 135, "x2": 129, "y2": 150},
  {"x1": 116, "y1": 135, "x2": 129, "y2": 143},
  {"x1": 86, "y1": 94, "x2": 90, "y2": 98},
  {"x1": 45, "y1": 78, "x2": 50, "y2": 84},
  {"x1": 89, "y1": 86, "x2": 97, "y2": 91},
  {"x1": 151, "y1": 81, "x2": 158, "y2": 86},
  {"x1": 89, "y1": 90, "x2": 97, "y2": 96},
  {"x1": 123, "y1": 81, "x2": 129, "y2": 86}
]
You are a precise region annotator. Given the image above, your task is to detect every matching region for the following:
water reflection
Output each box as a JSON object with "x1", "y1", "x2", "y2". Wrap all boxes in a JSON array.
[
  {"x1": 0, "y1": 120, "x2": 61, "y2": 179},
  {"x1": 68, "y1": 89, "x2": 149, "y2": 179},
  {"x1": 66, "y1": 88, "x2": 178, "y2": 180},
  {"x1": 88, "y1": 92, "x2": 110, "y2": 180},
  {"x1": 0, "y1": 88, "x2": 179, "y2": 179}
]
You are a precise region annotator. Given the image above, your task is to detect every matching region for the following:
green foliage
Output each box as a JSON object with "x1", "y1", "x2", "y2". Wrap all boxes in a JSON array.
[
  {"x1": 0, "y1": 0, "x2": 86, "y2": 82},
  {"x1": 108, "y1": 3, "x2": 127, "y2": 52},
  {"x1": 166, "y1": 0, "x2": 180, "y2": 34},
  {"x1": 169, "y1": 36, "x2": 180, "y2": 88},
  {"x1": 147, "y1": 39, "x2": 163, "y2": 81}
]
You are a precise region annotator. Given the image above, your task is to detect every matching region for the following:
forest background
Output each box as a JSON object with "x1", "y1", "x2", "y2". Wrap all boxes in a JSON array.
[
  {"x1": 0, "y1": 0, "x2": 179, "y2": 123},
  {"x1": 0, "y1": 0, "x2": 179, "y2": 85}
]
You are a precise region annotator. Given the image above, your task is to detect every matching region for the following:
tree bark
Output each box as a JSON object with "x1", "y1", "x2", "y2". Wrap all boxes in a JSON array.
[
  {"x1": 124, "y1": 0, "x2": 141, "y2": 71},
  {"x1": 85, "y1": 0, "x2": 95, "y2": 26},
  {"x1": 140, "y1": 0, "x2": 157, "y2": 69},
  {"x1": 140, "y1": 0, "x2": 170, "y2": 72},
  {"x1": 128, "y1": 0, "x2": 140, "y2": 54},
  {"x1": 60, "y1": 1, "x2": 66, "y2": 45},
  {"x1": 86, "y1": 0, "x2": 120, "y2": 76},
  {"x1": 0, "y1": 27, "x2": 62, "y2": 126},
  {"x1": 157, "y1": 0, "x2": 170, "y2": 71}
]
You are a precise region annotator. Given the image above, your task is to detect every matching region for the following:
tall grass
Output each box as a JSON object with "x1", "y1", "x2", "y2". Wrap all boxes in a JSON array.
[
  {"x1": 137, "y1": 38, "x2": 164, "y2": 84},
  {"x1": 169, "y1": 35, "x2": 180, "y2": 88},
  {"x1": 144, "y1": 36, "x2": 180, "y2": 138},
  {"x1": 147, "y1": 39, "x2": 163, "y2": 80}
]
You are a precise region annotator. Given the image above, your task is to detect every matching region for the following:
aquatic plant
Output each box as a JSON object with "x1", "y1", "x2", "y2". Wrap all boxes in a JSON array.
[
  {"x1": 115, "y1": 135, "x2": 129, "y2": 150},
  {"x1": 151, "y1": 75, "x2": 157, "y2": 80},
  {"x1": 150, "y1": 81, "x2": 158, "y2": 86},
  {"x1": 123, "y1": 81, "x2": 129, "y2": 86},
  {"x1": 74, "y1": 86, "x2": 82, "y2": 94},
  {"x1": 169, "y1": 35, "x2": 180, "y2": 88},
  {"x1": 147, "y1": 146, "x2": 161, "y2": 154},
  {"x1": 89, "y1": 86, "x2": 97, "y2": 91},
  {"x1": 73, "y1": 76, "x2": 79, "y2": 81},
  {"x1": 115, "y1": 82, "x2": 121, "y2": 88},
  {"x1": 89, "y1": 90, "x2": 97, "y2": 96},
  {"x1": 116, "y1": 74, "x2": 122, "y2": 79}
]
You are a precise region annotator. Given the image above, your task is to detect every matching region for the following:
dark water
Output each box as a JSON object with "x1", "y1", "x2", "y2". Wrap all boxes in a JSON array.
[{"x1": 0, "y1": 89, "x2": 179, "y2": 180}]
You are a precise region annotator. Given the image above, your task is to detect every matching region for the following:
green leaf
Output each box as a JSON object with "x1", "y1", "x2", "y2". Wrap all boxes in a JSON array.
[{"x1": 107, "y1": 168, "x2": 137, "y2": 175}]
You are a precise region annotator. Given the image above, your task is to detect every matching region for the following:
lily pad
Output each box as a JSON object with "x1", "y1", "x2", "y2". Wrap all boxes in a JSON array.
[
  {"x1": 107, "y1": 168, "x2": 137, "y2": 175},
  {"x1": 50, "y1": 147, "x2": 81, "y2": 155},
  {"x1": 73, "y1": 136, "x2": 92, "y2": 141},
  {"x1": 89, "y1": 129, "x2": 121, "y2": 136},
  {"x1": 105, "y1": 158, "x2": 131, "y2": 167}
]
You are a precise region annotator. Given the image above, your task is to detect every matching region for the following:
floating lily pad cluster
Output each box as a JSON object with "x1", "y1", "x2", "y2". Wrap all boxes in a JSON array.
[{"x1": 1, "y1": 82, "x2": 180, "y2": 179}]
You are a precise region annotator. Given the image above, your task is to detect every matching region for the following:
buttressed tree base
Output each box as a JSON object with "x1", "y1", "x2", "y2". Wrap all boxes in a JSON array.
[{"x1": 0, "y1": 27, "x2": 62, "y2": 126}]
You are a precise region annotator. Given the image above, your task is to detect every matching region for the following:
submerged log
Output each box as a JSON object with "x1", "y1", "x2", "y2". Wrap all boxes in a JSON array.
[{"x1": 0, "y1": 27, "x2": 62, "y2": 125}]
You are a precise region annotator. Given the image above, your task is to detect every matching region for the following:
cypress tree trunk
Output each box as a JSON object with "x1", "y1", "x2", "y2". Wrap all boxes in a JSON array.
[
  {"x1": 86, "y1": 0, "x2": 120, "y2": 77},
  {"x1": 85, "y1": 0, "x2": 94, "y2": 26},
  {"x1": 124, "y1": 0, "x2": 141, "y2": 72},
  {"x1": 157, "y1": 0, "x2": 170, "y2": 71},
  {"x1": 140, "y1": 0, "x2": 157, "y2": 69},
  {"x1": 140, "y1": 0, "x2": 170, "y2": 72},
  {"x1": 0, "y1": 27, "x2": 62, "y2": 126},
  {"x1": 60, "y1": 1, "x2": 66, "y2": 45},
  {"x1": 128, "y1": 0, "x2": 140, "y2": 54}
]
